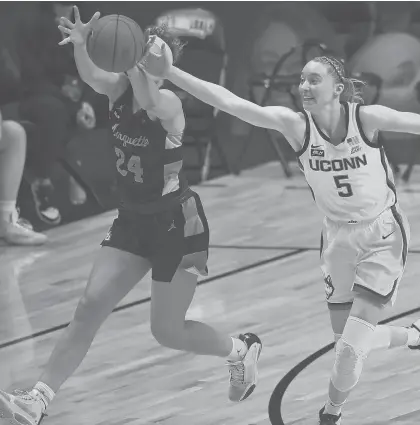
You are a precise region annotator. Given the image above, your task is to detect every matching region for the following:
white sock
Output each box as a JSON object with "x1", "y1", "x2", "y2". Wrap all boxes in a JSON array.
[
  {"x1": 0, "y1": 200, "x2": 15, "y2": 221},
  {"x1": 227, "y1": 337, "x2": 248, "y2": 361},
  {"x1": 325, "y1": 398, "x2": 344, "y2": 416},
  {"x1": 407, "y1": 327, "x2": 420, "y2": 347},
  {"x1": 31, "y1": 382, "x2": 55, "y2": 410}
]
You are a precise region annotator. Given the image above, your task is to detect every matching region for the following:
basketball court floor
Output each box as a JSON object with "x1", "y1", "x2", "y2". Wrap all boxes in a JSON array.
[{"x1": 1, "y1": 161, "x2": 420, "y2": 425}]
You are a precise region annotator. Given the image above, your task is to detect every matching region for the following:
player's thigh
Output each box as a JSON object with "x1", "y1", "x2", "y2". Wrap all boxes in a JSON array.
[
  {"x1": 354, "y1": 206, "x2": 410, "y2": 313},
  {"x1": 328, "y1": 303, "x2": 352, "y2": 338},
  {"x1": 151, "y1": 192, "x2": 209, "y2": 284},
  {"x1": 150, "y1": 268, "x2": 198, "y2": 332},
  {"x1": 321, "y1": 220, "x2": 357, "y2": 306},
  {"x1": 76, "y1": 246, "x2": 151, "y2": 321}
]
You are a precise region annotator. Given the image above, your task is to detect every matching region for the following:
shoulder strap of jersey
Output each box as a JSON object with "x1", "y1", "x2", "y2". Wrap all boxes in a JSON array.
[{"x1": 354, "y1": 103, "x2": 380, "y2": 148}]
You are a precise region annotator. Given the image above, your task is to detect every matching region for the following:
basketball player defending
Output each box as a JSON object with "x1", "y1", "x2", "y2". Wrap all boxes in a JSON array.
[
  {"x1": 0, "y1": 111, "x2": 47, "y2": 245},
  {"x1": 141, "y1": 43, "x2": 420, "y2": 424},
  {"x1": 0, "y1": 8, "x2": 262, "y2": 425}
]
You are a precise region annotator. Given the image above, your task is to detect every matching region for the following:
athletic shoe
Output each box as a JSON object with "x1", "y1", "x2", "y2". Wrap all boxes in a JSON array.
[
  {"x1": 227, "y1": 332, "x2": 262, "y2": 402},
  {"x1": 0, "y1": 389, "x2": 47, "y2": 425},
  {"x1": 319, "y1": 406, "x2": 342, "y2": 425}
]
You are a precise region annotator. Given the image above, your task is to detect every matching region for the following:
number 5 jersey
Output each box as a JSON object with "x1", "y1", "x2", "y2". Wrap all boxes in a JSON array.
[
  {"x1": 297, "y1": 102, "x2": 396, "y2": 223},
  {"x1": 108, "y1": 85, "x2": 191, "y2": 214}
]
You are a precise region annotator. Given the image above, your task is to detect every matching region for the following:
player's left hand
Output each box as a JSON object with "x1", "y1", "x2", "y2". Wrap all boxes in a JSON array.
[{"x1": 138, "y1": 36, "x2": 173, "y2": 79}]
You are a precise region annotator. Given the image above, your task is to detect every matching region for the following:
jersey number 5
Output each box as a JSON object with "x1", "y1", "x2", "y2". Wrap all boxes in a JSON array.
[
  {"x1": 115, "y1": 147, "x2": 144, "y2": 183},
  {"x1": 334, "y1": 175, "x2": 353, "y2": 197}
]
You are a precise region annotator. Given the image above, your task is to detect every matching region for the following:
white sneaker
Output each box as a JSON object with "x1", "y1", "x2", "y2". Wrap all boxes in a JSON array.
[
  {"x1": 227, "y1": 333, "x2": 262, "y2": 402},
  {"x1": 0, "y1": 389, "x2": 46, "y2": 425},
  {"x1": 408, "y1": 319, "x2": 420, "y2": 350},
  {"x1": 0, "y1": 210, "x2": 47, "y2": 246}
]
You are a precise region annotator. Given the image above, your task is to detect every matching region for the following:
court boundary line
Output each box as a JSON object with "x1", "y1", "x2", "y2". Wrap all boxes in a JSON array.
[
  {"x1": 0, "y1": 249, "x2": 307, "y2": 350},
  {"x1": 268, "y1": 305, "x2": 420, "y2": 425},
  {"x1": 210, "y1": 244, "x2": 420, "y2": 254}
]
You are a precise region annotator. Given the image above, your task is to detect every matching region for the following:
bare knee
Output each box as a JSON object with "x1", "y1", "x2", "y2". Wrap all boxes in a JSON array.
[
  {"x1": 73, "y1": 294, "x2": 112, "y2": 328},
  {"x1": 150, "y1": 317, "x2": 183, "y2": 349},
  {"x1": 0, "y1": 120, "x2": 26, "y2": 152}
]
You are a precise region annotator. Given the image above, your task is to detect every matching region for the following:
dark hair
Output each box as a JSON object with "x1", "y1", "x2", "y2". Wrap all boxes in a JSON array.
[
  {"x1": 144, "y1": 24, "x2": 185, "y2": 65},
  {"x1": 312, "y1": 56, "x2": 366, "y2": 104}
]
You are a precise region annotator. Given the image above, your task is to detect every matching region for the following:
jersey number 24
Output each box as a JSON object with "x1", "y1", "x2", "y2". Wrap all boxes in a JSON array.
[
  {"x1": 334, "y1": 175, "x2": 353, "y2": 197},
  {"x1": 115, "y1": 147, "x2": 144, "y2": 183}
]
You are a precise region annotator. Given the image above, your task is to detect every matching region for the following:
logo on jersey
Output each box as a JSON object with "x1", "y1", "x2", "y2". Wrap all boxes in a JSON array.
[
  {"x1": 111, "y1": 124, "x2": 149, "y2": 148},
  {"x1": 347, "y1": 136, "x2": 360, "y2": 146},
  {"x1": 351, "y1": 145, "x2": 362, "y2": 155},
  {"x1": 309, "y1": 154, "x2": 367, "y2": 172},
  {"x1": 324, "y1": 275, "x2": 334, "y2": 300},
  {"x1": 114, "y1": 105, "x2": 124, "y2": 120},
  {"x1": 347, "y1": 136, "x2": 362, "y2": 155},
  {"x1": 311, "y1": 144, "x2": 325, "y2": 157}
]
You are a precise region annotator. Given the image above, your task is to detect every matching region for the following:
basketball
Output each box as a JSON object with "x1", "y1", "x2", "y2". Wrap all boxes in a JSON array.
[{"x1": 87, "y1": 14, "x2": 146, "y2": 73}]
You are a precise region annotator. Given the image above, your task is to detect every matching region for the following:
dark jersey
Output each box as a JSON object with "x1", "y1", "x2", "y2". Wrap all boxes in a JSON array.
[{"x1": 108, "y1": 85, "x2": 191, "y2": 213}]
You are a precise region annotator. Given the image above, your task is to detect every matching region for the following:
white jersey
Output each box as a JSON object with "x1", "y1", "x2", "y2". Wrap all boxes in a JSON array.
[{"x1": 297, "y1": 102, "x2": 396, "y2": 223}]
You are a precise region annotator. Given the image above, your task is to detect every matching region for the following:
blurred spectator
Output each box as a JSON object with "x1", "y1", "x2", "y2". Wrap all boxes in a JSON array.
[
  {"x1": 0, "y1": 110, "x2": 47, "y2": 245},
  {"x1": 15, "y1": 1, "x2": 96, "y2": 224},
  {"x1": 0, "y1": 2, "x2": 102, "y2": 226}
]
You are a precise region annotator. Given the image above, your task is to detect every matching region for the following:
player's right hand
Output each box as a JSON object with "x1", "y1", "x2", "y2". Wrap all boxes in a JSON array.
[{"x1": 58, "y1": 5, "x2": 100, "y2": 46}]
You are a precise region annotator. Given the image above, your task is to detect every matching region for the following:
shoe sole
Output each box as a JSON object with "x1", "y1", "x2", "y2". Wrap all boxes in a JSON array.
[
  {"x1": 0, "y1": 391, "x2": 34, "y2": 425},
  {"x1": 232, "y1": 342, "x2": 263, "y2": 402}
]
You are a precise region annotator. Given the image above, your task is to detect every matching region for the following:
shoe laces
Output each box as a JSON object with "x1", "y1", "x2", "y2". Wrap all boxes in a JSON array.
[
  {"x1": 12, "y1": 389, "x2": 34, "y2": 401},
  {"x1": 12, "y1": 389, "x2": 48, "y2": 414},
  {"x1": 227, "y1": 360, "x2": 245, "y2": 386}
]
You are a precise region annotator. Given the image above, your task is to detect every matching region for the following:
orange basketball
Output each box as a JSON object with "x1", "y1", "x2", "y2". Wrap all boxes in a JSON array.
[{"x1": 87, "y1": 14, "x2": 145, "y2": 73}]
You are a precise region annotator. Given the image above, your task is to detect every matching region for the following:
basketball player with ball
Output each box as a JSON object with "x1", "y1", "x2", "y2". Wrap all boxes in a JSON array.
[
  {"x1": 140, "y1": 31, "x2": 420, "y2": 425},
  {"x1": 0, "y1": 7, "x2": 262, "y2": 425}
]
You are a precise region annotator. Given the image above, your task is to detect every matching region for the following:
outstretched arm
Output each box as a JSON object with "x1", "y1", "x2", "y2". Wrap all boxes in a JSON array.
[
  {"x1": 58, "y1": 6, "x2": 126, "y2": 100},
  {"x1": 360, "y1": 104, "x2": 420, "y2": 135},
  {"x1": 167, "y1": 66, "x2": 300, "y2": 134}
]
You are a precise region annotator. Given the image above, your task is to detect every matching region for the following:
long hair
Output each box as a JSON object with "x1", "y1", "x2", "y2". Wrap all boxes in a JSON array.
[{"x1": 312, "y1": 56, "x2": 366, "y2": 103}]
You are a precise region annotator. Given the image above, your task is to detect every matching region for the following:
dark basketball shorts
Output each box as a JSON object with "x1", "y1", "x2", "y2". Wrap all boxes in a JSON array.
[{"x1": 101, "y1": 191, "x2": 209, "y2": 282}]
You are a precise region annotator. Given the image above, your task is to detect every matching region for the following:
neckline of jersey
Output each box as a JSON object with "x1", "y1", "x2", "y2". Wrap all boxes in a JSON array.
[{"x1": 311, "y1": 102, "x2": 349, "y2": 147}]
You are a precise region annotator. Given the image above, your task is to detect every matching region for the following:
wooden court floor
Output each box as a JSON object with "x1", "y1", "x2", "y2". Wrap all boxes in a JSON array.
[{"x1": 1, "y1": 161, "x2": 420, "y2": 425}]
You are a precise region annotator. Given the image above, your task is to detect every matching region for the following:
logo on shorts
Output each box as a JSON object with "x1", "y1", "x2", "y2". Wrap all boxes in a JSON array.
[
  {"x1": 104, "y1": 229, "x2": 112, "y2": 241},
  {"x1": 168, "y1": 221, "x2": 176, "y2": 232},
  {"x1": 324, "y1": 275, "x2": 334, "y2": 300}
]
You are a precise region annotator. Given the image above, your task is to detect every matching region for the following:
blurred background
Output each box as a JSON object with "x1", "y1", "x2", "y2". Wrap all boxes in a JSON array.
[{"x1": 2, "y1": 1, "x2": 420, "y2": 231}]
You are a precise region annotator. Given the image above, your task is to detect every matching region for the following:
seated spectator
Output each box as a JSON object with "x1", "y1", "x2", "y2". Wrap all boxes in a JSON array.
[
  {"x1": 6, "y1": 1, "x2": 97, "y2": 224},
  {"x1": 0, "y1": 110, "x2": 47, "y2": 245}
]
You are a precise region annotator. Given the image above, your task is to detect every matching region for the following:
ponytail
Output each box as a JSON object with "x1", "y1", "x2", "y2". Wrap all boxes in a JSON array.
[{"x1": 342, "y1": 77, "x2": 366, "y2": 104}]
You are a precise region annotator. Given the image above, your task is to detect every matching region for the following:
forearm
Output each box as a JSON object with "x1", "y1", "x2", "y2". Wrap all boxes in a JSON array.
[
  {"x1": 168, "y1": 67, "x2": 231, "y2": 112},
  {"x1": 73, "y1": 43, "x2": 108, "y2": 85},
  {"x1": 127, "y1": 67, "x2": 158, "y2": 110}
]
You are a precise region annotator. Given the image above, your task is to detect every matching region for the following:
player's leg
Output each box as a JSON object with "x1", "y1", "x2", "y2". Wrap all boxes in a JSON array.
[
  {"x1": 321, "y1": 207, "x2": 416, "y2": 424},
  {"x1": 0, "y1": 119, "x2": 46, "y2": 245},
  {"x1": 149, "y1": 193, "x2": 262, "y2": 402},
  {"x1": 151, "y1": 269, "x2": 234, "y2": 355},
  {"x1": 0, "y1": 246, "x2": 151, "y2": 425}
]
